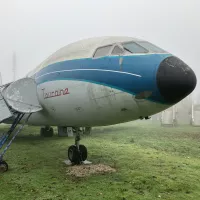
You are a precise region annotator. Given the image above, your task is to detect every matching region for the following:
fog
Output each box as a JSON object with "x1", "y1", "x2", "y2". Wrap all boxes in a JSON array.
[{"x1": 1, "y1": 0, "x2": 200, "y2": 97}]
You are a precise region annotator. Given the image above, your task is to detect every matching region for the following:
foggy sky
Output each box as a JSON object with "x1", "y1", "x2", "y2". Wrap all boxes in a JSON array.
[{"x1": 1, "y1": 0, "x2": 200, "y2": 95}]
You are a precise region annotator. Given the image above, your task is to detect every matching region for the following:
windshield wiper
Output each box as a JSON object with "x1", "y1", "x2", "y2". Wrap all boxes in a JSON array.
[{"x1": 123, "y1": 47, "x2": 132, "y2": 53}]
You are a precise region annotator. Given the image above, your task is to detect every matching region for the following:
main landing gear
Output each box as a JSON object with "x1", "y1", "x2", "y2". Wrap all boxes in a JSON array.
[
  {"x1": 40, "y1": 126, "x2": 54, "y2": 137},
  {"x1": 67, "y1": 128, "x2": 88, "y2": 164}
]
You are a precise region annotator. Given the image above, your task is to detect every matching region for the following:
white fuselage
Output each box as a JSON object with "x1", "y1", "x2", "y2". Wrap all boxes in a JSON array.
[
  {"x1": 27, "y1": 80, "x2": 168, "y2": 126},
  {"x1": 17, "y1": 36, "x2": 196, "y2": 127}
]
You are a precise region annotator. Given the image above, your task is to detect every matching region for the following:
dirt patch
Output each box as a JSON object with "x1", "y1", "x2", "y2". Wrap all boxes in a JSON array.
[{"x1": 66, "y1": 164, "x2": 116, "y2": 177}]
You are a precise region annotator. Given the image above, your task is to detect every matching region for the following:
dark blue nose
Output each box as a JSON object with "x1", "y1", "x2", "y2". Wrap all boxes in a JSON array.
[{"x1": 156, "y1": 56, "x2": 197, "y2": 104}]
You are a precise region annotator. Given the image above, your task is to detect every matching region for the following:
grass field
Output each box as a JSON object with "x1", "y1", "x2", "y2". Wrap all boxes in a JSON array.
[{"x1": 1, "y1": 121, "x2": 200, "y2": 200}]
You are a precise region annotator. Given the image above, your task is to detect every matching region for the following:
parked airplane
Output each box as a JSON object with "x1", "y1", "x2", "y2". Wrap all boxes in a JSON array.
[{"x1": 0, "y1": 36, "x2": 197, "y2": 172}]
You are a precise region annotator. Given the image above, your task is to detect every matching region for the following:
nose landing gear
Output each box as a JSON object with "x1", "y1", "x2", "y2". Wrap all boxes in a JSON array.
[{"x1": 67, "y1": 128, "x2": 88, "y2": 164}]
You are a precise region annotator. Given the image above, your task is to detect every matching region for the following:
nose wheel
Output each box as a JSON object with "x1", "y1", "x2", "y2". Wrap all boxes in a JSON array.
[
  {"x1": 67, "y1": 128, "x2": 88, "y2": 164},
  {"x1": 68, "y1": 144, "x2": 87, "y2": 164}
]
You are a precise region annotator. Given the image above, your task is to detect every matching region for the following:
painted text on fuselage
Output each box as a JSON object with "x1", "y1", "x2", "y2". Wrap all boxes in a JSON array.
[{"x1": 42, "y1": 88, "x2": 70, "y2": 99}]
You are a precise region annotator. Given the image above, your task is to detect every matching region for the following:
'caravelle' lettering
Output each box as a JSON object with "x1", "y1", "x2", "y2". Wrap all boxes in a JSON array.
[{"x1": 42, "y1": 88, "x2": 70, "y2": 99}]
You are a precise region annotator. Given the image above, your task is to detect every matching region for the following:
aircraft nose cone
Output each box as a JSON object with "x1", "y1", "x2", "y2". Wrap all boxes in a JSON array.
[{"x1": 156, "y1": 56, "x2": 197, "y2": 104}]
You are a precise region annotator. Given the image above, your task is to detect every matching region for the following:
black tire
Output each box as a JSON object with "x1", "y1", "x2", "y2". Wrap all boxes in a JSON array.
[
  {"x1": 40, "y1": 127, "x2": 45, "y2": 137},
  {"x1": 0, "y1": 161, "x2": 8, "y2": 172},
  {"x1": 41, "y1": 127, "x2": 54, "y2": 137},
  {"x1": 79, "y1": 144, "x2": 87, "y2": 161},
  {"x1": 68, "y1": 145, "x2": 80, "y2": 164}
]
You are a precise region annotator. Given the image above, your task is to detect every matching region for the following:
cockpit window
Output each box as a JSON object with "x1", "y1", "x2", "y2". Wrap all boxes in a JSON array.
[
  {"x1": 122, "y1": 42, "x2": 148, "y2": 54},
  {"x1": 93, "y1": 45, "x2": 112, "y2": 58},
  {"x1": 111, "y1": 46, "x2": 124, "y2": 55},
  {"x1": 137, "y1": 41, "x2": 167, "y2": 53}
]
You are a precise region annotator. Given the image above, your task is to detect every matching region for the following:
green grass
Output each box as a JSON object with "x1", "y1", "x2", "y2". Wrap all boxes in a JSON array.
[{"x1": 1, "y1": 121, "x2": 200, "y2": 200}]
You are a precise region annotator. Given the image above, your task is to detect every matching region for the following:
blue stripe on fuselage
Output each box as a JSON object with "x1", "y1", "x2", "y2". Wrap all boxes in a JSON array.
[{"x1": 35, "y1": 54, "x2": 172, "y2": 103}]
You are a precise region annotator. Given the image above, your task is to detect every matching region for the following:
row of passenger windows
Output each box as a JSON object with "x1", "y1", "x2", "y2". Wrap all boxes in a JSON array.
[{"x1": 93, "y1": 41, "x2": 167, "y2": 58}]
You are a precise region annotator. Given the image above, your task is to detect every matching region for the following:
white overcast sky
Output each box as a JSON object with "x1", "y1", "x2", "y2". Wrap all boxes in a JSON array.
[{"x1": 0, "y1": 0, "x2": 200, "y2": 94}]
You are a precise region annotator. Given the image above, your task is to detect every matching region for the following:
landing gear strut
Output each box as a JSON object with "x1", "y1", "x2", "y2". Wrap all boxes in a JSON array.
[{"x1": 67, "y1": 128, "x2": 87, "y2": 164}]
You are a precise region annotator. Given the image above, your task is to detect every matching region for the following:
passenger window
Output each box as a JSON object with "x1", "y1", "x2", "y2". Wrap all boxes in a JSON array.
[
  {"x1": 93, "y1": 45, "x2": 112, "y2": 58},
  {"x1": 111, "y1": 46, "x2": 124, "y2": 55}
]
